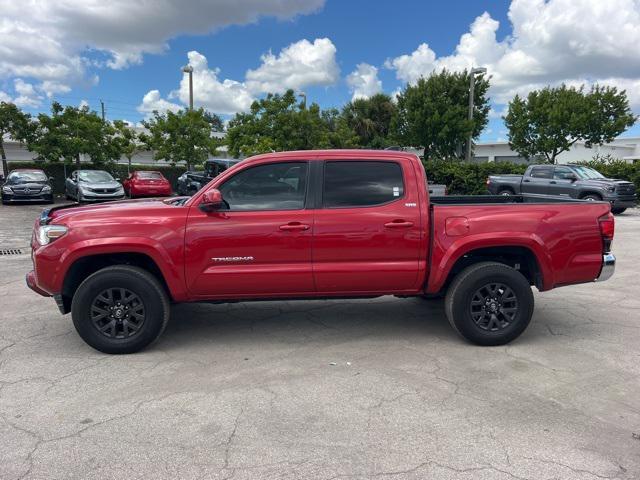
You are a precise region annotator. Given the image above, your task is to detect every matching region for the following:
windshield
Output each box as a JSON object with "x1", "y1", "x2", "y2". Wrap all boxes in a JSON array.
[
  {"x1": 572, "y1": 166, "x2": 606, "y2": 180},
  {"x1": 137, "y1": 172, "x2": 163, "y2": 179},
  {"x1": 78, "y1": 171, "x2": 114, "y2": 182},
  {"x1": 7, "y1": 171, "x2": 47, "y2": 183}
]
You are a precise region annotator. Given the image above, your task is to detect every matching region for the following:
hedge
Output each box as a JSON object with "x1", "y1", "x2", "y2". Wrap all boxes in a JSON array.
[{"x1": 6, "y1": 162, "x2": 186, "y2": 195}]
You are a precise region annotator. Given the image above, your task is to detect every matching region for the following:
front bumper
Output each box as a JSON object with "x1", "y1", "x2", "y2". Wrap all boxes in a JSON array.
[
  {"x1": 2, "y1": 193, "x2": 54, "y2": 203},
  {"x1": 605, "y1": 195, "x2": 637, "y2": 209},
  {"x1": 26, "y1": 270, "x2": 50, "y2": 297},
  {"x1": 80, "y1": 192, "x2": 125, "y2": 202},
  {"x1": 595, "y1": 253, "x2": 616, "y2": 282}
]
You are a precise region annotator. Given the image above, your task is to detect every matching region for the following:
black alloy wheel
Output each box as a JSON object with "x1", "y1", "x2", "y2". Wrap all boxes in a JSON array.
[
  {"x1": 90, "y1": 287, "x2": 145, "y2": 339},
  {"x1": 470, "y1": 282, "x2": 519, "y2": 332}
]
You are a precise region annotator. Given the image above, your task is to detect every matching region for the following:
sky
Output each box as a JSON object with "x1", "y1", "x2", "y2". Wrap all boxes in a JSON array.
[{"x1": 1, "y1": 0, "x2": 639, "y2": 141}]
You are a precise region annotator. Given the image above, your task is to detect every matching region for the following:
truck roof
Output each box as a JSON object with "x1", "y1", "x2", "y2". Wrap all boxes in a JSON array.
[{"x1": 247, "y1": 149, "x2": 421, "y2": 162}]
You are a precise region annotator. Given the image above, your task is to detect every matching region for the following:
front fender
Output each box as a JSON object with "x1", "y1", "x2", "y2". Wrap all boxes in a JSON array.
[{"x1": 51, "y1": 237, "x2": 188, "y2": 301}]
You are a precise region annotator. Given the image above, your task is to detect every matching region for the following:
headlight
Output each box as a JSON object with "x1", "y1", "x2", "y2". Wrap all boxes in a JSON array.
[
  {"x1": 42, "y1": 185, "x2": 52, "y2": 193},
  {"x1": 37, "y1": 225, "x2": 68, "y2": 245},
  {"x1": 2, "y1": 186, "x2": 12, "y2": 194},
  {"x1": 607, "y1": 186, "x2": 615, "y2": 192}
]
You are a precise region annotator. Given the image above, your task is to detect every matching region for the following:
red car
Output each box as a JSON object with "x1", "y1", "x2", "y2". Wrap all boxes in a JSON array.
[
  {"x1": 123, "y1": 171, "x2": 172, "y2": 198},
  {"x1": 28, "y1": 150, "x2": 615, "y2": 354}
]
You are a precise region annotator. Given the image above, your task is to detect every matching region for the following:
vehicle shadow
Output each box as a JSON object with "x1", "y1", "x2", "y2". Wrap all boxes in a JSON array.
[{"x1": 157, "y1": 297, "x2": 461, "y2": 352}]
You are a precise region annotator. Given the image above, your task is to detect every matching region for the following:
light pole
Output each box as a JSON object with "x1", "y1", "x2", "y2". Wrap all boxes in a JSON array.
[
  {"x1": 466, "y1": 67, "x2": 487, "y2": 162},
  {"x1": 298, "y1": 91, "x2": 307, "y2": 109},
  {"x1": 182, "y1": 65, "x2": 194, "y2": 111}
]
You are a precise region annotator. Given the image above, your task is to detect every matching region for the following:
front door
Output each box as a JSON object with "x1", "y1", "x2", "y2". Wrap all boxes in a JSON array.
[
  {"x1": 312, "y1": 159, "x2": 423, "y2": 293},
  {"x1": 184, "y1": 161, "x2": 314, "y2": 298},
  {"x1": 548, "y1": 166, "x2": 578, "y2": 198}
]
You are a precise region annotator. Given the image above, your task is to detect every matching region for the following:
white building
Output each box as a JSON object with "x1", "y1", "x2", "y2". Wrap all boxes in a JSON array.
[{"x1": 473, "y1": 136, "x2": 640, "y2": 164}]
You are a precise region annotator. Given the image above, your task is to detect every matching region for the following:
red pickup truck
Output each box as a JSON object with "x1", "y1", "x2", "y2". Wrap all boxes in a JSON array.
[{"x1": 27, "y1": 150, "x2": 616, "y2": 354}]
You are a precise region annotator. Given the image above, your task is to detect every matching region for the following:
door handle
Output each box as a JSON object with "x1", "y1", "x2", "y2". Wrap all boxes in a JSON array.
[
  {"x1": 279, "y1": 222, "x2": 310, "y2": 231},
  {"x1": 549, "y1": 181, "x2": 557, "y2": 184},
  {"x1": 523, "y1": 179, "x2": 531, "y2": 183},
  {"x1": 384, "y1": 220, "x2": 414, "y2": 228}
]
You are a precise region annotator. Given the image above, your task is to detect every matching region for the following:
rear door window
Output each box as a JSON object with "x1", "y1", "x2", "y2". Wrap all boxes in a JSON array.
[
  {"x1": 529, "y1": 166, "x2": 553, "y2": 179},
  {"x1": 323, "y1": 161, "x2": 404, "y2": 208}
]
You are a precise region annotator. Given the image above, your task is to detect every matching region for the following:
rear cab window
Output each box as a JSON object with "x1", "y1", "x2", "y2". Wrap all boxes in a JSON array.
[{"x1": 322, "y1": 161, "x2": 405, "y2": 208}]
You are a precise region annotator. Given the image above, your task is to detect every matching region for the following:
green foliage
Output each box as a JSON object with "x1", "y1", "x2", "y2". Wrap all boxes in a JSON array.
[
  {"x1": 7, "y1": 161, "x2": 186, "y2": 195},
  {"x1": 140, "y1": 108, "x2": 220, "y2": 169},
  {"x1": 422, "y1": 159, "x2": 527, "y2": 195},
  {"x1": 226, "y1": 90, "x2": 358, "y2": 157},
  {"x1": 0, "y1": 102, "x2": 32, "y2": 176},
  {"x1": 28, "y1": 102, "x2": 122, "y2": 167},
  {"x1": 505, "y1": 85, "x2": 637, "y2": 163},
  {"x1": 394, "y1": 69, "x2": 490, "y2": 159},
  {"x1": 341, "y1": 93, "x2": 397, "y2": 148}
]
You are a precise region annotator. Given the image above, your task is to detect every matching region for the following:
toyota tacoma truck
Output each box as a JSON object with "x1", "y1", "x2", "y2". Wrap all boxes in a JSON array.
[
  {"x1": 27, "y1": 150, "x2": 616, "y2": 354},
  {"x1": 487, "y1": 164, "x2": 637, "y2": 214}
]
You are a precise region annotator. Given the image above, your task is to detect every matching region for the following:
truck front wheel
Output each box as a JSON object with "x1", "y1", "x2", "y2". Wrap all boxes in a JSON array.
[
  {"x1": 444, "y1": 262, "x2": 534, "y2": 346},
  {"x1": 71, "y1": 265, "x2": 170, "y2": 354}
]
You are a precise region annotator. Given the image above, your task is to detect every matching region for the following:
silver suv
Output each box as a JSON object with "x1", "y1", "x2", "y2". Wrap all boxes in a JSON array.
[{"x1": 65, "y1": 170, "x2": 125, "y2": 203}]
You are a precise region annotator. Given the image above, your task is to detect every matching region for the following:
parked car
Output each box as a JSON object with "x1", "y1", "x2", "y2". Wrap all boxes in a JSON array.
[
  {"x1": 487, "y1": 164, "x2": 637, "y2": 214},
  {"x1": 123, "y1": 171, "x2": 172, "y2": 198},
  {"x1": 177, "y1": 170, "x2": 203, "y2": 196},
  {"x1": 28, "y1": 150, "x2": 616, "y2": 354},
  {"x1": 1, "y1": 169, "x2": 54, "y2": 204},
  {"x1": 65, "y1": 170, "x2": 125, "y2": 203},
  {"x1": 179, "y1": 159, "x2": 241, "y2": 196}
]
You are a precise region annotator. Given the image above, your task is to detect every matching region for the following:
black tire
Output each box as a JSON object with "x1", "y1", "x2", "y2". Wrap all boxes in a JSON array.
[
  {"x1": 582, "y1": 193, "x2": 602, "y2": 202},
  {"x1": 498, "y1": 189, "x2": 513, "y2": 196},
  {"x1": 444, "y1": 262, "x2": 534, "y2": 346},
  {"x1": 611, "y1": 207, "x2": 626, "y2": 215},
  {"x1": 71, "y1": 265, "x2": 170, "y2": 354}
]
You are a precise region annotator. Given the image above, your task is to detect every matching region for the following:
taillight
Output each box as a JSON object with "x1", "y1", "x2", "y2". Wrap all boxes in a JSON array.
[{"x1": 598, "y1": 213, "x2": 615, "y2": 252}]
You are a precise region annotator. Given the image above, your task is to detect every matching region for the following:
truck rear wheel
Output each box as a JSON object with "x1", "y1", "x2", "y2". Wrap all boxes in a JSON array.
[
  {"x1": 444, "y1": 262, "x2": 534, "y2": 346},
  {"x1": 71, "y1": 265, "x2": 170, "y2": 354}
]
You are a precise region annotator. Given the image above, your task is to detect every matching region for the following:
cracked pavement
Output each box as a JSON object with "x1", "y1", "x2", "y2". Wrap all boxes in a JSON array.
[{"x1": 1, "y1": 201, "x2": 639, "y2": 479}]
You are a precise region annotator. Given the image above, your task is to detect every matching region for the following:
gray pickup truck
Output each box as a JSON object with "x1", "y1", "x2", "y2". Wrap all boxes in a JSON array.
[{"x1": 487, "y1": 164, "x2": 637, "y2": 214}]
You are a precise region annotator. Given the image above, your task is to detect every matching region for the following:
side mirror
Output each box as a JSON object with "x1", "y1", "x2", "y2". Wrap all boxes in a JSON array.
[
  {"x1": 49, "y1": 176, "x2": 54, "y2": 182},
  {"x1": 568, "y1": 173, "x2": 578, "y2": 182},
  {"x1": 199, "y1": 188, "x2": 224, "y2": 212}
]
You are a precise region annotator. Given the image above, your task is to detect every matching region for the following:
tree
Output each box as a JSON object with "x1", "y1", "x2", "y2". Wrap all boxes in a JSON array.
[
  {"x1": 341, "y1": 93, "x2": 397, "y2": 148},
  {"x1": 140, "y1": 108, "x2": 220, "y2": 170},
  {"x1": 226, "y1": 90, "x2": 357, "y2": 157},
  {"x1": 203, "y1": 111, "x2": 224, "y2": 132},
  {"x1": 29, "y1": 102, "x2": 121, "y2": 168},
  {"x1": 113, "y1": 120, "x2": 140, "y2": 173},
  {"x1": 394, "y1": 69, "x2": 490, "y2": 159},
  {"x1": 0, "y1": 102, "x2": 32, "y2": 177},
  {"x1": 505, "y1": 85, "x2": 637, "y2": 163}
]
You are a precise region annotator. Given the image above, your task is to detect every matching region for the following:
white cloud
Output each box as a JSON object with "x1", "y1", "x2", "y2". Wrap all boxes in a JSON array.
[
  {"x1": 137, "y1": 90, "x2": 182, "y2": 116},
  {"x1": 0, "y1": 91, "x2": 11, "y2": 103},
  {"x1": 12, "y1": 79, "x2": 42, "y2": 108},
  {"x1": 346, "y1": 63, "x2": 382, "y2": 100},
  {"x1": 170, "y1": 51, "x2": 254, "y2": 114},
  {"x1": 0, "y1": 0, "x2": 325, "y2": 95},
  {"x1": 245, "y1": 38, "x2": 339, "y2": 93},
  {"x1": 385, "y1": 0, "x2": 640, "y2": 108}
]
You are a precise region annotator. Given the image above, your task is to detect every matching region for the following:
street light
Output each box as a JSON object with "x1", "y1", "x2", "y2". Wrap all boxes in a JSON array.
[
  {"x1": 182, "y1": 65, "x2": 194, "y2": 111},
  {"x1": 298, "y1": 91, "x2": 307, "y2": 109},
  {"x1": 466, "y1": 66, "x2": 487, "y2": 162}
]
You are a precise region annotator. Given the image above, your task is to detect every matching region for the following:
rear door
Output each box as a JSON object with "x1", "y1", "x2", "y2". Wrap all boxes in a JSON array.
[
  {"x1": 312, "y1": 159, "x2": 423, "y2": 293},
  {"x1": 184, "y1": 160, "x2": 315, "y2": 298},
  {"x1": 521, "y1": 166, "x2": 553, "y2": 194}
]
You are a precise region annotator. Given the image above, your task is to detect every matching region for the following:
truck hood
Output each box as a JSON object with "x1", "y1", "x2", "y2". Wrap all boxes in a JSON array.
[{"x1": 45, "y1": 197, "x2": 188, "y2": 225}]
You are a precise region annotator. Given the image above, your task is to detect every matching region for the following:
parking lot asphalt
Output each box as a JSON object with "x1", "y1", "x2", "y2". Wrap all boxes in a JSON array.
[{"x1": 1, "y1": 200, "x2": 639, "y2": 480}]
